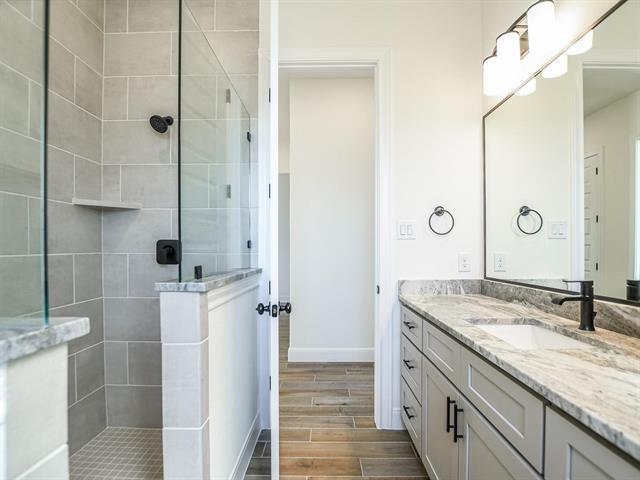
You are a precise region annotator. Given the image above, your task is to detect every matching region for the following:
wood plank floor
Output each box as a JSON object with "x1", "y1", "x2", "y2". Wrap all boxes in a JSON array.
[{"x1": 245, "y1": 316, "x2": 428, "y2": 479}]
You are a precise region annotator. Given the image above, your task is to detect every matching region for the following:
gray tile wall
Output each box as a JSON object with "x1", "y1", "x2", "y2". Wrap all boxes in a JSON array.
[{"x1": 46, "y1": 0, "x2": 106, "y2": 454}]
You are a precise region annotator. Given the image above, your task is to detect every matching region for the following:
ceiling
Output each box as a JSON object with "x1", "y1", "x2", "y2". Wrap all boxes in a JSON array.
[{"x1": 583, "y1": 68, "x2": 640, "y2": 116}]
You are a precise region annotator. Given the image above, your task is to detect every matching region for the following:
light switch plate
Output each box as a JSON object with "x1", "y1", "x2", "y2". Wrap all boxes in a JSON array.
[
  {"x1": 494, "y1": 253, "x2": 506, "y2": 272},
  {"x1": 397, "y1": 221, "x2": 417, "y2": 240},
  {"x1": 548, "y1": 221, "x2": 568, "y2": 239},
  {"x1": 458, "y1": 253, "x2": 471, "y2": 272}
]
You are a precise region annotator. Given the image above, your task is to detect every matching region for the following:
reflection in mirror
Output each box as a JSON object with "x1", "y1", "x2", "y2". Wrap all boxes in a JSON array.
[{"x1": 485, "y1": 0, "x2": 640, "y2": 303}]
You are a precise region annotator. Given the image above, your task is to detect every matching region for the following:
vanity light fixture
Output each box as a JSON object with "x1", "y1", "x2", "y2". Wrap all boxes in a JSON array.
[
  {"x1": 497, "y1": 31, "x2": 521, "y2": 92},
  {"x1": 542, "y1": 53, "x2": 568, "y2": 78},
  {"x1": 567, "y1": 30, "x2": 594, "y2": 55},
  {"x1": 527, "y1": 0, "x2": 556, "y2": 56},
  {"x1": 483, "y1": 55, "x2": 502, "y2": 96}
]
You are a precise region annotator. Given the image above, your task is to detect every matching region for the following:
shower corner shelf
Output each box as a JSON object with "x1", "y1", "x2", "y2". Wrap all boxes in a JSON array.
[{"x1": 72, "y1": 198, "x2": 142, "y2": 210}]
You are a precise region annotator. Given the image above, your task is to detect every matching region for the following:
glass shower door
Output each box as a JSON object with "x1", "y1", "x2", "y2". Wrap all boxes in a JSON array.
[
  {"x1": 178, "y1": 0, "x2": 256, "y2": 281},
  {"x1": 0, "y1": 0, "x2": 49, "y2": 325}
]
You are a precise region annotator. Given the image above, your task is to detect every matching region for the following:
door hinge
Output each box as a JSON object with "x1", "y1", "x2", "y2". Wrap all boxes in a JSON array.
[
  {"x1": 226, "y1": 88, "x2": 231, "y2": 103},
  {"x1": 376, "y1": 285, "x2": 380, "y2": 294},
  {"x1": 596, "y1": 215, "x2": 599, "y2": 223},
  {"x1": 269, "y1": 375, "x2": 272, "y2": 390},
  {"x1": 268, "y1": 183, "x2": 271, "y2": 198},
  {"x1": 596, "y1": 262, "x2": 599, "y2": 271},
  {"x1": 596, "y1": 167, "x2": 599, "y2": 175},
  {"x1": 247, "y1": 131, "x2": 252, "y2": 142},
  {"x1": 247, "y1": 240, "x2": 252, "y2": 249},
  {"x1": 268, "y1": 281, "x2": 271, "y2": 294}
]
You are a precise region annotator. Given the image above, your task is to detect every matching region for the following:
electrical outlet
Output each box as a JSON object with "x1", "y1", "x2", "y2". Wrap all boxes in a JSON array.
[
  {"x1": 548, "y1": 221, "x2": 568, "y2": 239},
  {"x1": 494, "y1": 253, "x2": 507, "y2": 272},
  {"x1": 458, "y1": 253, "x2": 471, "y2": 272}
]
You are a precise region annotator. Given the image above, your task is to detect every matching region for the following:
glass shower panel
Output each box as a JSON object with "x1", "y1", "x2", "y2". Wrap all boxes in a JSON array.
[
  {"x1": 179, "y1": 0, "x2": 256, "y2": 281},
  {"x1": 0, "y1": 0, "x2": 48, "y2": 324}
]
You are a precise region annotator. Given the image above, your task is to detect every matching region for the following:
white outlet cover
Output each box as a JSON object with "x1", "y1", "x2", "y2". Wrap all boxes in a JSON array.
[
  {"x1": 494, "y1": 253, "x2": 506, "y2": 272},
  {"x1": 458, "y1": 253, "x2": 471, "y2": 272}
]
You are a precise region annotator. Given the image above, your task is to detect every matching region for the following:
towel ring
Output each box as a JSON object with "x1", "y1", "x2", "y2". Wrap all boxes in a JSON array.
[
  {"x1": 517, "y1": 206, "x2": 543, "y2": 235},
  {"x1": 429, "y1": 206, "x2": 455, "y2": 236}
]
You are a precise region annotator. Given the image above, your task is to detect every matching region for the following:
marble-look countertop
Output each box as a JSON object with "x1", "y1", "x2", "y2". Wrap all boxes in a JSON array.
[
  {"x1": 0, "y1": 316, "x2": 90, "y2": 364},
  {"x1": 399, "y1": 293, "x2": 640, "y2": 462},
  {"x1": 155, "y1": 268, "x2": 262, "y2": 293}
]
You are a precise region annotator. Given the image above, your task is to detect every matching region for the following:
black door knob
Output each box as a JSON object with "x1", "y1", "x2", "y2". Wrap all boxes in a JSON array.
[
  {"x1": 279, "y1": 302, "x2": 292, "y2": 314},
  {"x1": 256, "y1": 303, "x2": 270, "y2": 315}
]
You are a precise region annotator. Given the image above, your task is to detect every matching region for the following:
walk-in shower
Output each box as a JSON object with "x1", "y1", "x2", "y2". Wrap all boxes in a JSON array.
[{"x1": 0, "y1": 0, "x2": 258, "y2": 477}]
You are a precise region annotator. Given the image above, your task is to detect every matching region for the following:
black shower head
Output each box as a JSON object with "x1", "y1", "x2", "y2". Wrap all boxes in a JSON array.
[{"x1": 149, "y1": 115, "x2": 174, "y2": 133}]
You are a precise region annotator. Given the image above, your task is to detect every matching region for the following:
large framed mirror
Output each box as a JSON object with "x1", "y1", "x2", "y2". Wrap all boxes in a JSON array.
[{"x1": 484, "y1": 0, "x2": 640, "y2": 305}]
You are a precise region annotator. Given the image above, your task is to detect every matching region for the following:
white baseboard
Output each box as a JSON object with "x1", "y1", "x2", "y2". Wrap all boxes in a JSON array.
[
  {"x1": 230, "y1": 412, "x2": 260, "y2": 480},
  {"x1": 288, "y1": 347, "x2": 374, "y2": 363}
]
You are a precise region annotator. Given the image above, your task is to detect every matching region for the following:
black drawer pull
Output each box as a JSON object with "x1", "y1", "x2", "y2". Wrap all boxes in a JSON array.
[
  {"x1": 453, "y1": 404, "x2": 464, "y2": 443},
  {"x1": 403, "y1": 321, "x2": 417, "y2": 330},
  {"x1": 402, "y1": 359, "x2": 415, "y2": 370},
  {"x1": 403, "y1": 405, "x2": 415, "y2": 419},
  {"x1": 446, "y1": 396, "x2": 455, "y2": 432}
]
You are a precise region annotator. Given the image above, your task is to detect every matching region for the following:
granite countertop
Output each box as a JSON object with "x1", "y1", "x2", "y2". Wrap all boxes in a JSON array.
[
  {"x1": 399, "y1": 293, "x2": 640, "y2": 462},
  {"x1": 155, "y1": 268, "x2": 262, "y2": 293},
  {"x1": 0, "y1": 316, "x2": 90, "y2": 364}
]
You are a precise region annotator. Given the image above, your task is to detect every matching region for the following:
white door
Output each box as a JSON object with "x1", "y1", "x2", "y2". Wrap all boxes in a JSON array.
[{"x1": 584, "y1": 151, "x2": 604, "y2": 284}]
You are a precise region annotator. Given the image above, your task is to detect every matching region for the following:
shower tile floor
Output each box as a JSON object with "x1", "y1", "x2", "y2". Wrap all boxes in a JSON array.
[{"x1": 70, "y1": 427, "x2": 163, "y2": 479}]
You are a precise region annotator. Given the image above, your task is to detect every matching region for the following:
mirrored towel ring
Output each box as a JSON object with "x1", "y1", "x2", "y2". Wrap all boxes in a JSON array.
[
  {"x1": 517, "y1": 206, "x2": 543, "y2": 235},
  {"x1": 429, "y1": 206, "x2": 455, "y2": 236}
]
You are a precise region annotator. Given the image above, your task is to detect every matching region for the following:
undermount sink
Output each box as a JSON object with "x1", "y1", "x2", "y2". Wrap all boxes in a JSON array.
[{"x1": 477, "y1": 324, "x2": 589, "y2": 350}]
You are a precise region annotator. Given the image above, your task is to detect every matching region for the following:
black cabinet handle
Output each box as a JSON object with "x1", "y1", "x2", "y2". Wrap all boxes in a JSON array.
[
  {"x1": 403, "y1": 406, "x2": 415, "y2": 419},
  {"x1": 402, "y1": 359, "x2": 415, "y2": 370},
  {"x1": 453, "y1": 404, "x2": 464, "y2": 443},
  {"x1": 446, "y1": 397, "x2": 455, "y2": 432},
  {"x1": 403, "y1": 321, "x2": 417, "y2": 330}
]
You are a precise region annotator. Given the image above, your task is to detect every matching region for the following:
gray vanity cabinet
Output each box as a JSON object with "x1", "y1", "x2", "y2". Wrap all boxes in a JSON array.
[
  {"x1": 545, "y1": 409, "x2": 640, "y2": 480},
  {"x1": 422, "y1": 359, "x2": 460, "y2": 480},
  {"x1": 458, "y1": 397, "x2": 542, "y2": 480}
]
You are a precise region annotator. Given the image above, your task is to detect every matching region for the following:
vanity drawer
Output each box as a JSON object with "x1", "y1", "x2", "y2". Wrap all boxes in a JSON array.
[
  {"x1": 401, "y1": 307, "x2": 423, "y2": 348},
  {"x1": 422, "y1": 320, "x2": 461, "y2": 385},
  {"x1": 401, "y1": 377, "x2": 422, "y2": 450},
  {"x1": 459, "y1": 348, "x2": 544, "y2": 473},
  {"x1": 401, "y1": 334, "x2": 422, "y2": 402}
]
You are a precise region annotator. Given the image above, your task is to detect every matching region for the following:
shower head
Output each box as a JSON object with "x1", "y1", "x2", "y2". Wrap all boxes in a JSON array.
[{"x1": 149, "y1": 115, "x2": 174, "y2": 133}]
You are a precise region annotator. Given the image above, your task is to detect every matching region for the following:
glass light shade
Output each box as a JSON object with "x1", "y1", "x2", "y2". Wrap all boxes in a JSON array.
[
  {"x1": 516, "y1": 78, "x2": 537, "y2": 96},
  {"x1": 567, "y1": 30, "x2": 594, "y2": 56},
  {"x1": 483, "y1": 56, "x2": 502, "y2": 96},
  {"x1": 527, "y1": 0, "x2": 556, "y2": 56},
  {"x1": 497, "y1": 31, "x2": 521, "y2": 64},
  {"x1": 542, "y1": 53, "x2": 568, "y2": 78}
]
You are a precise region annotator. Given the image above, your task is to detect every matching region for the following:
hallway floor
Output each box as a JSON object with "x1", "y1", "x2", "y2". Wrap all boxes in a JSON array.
[
  {"x1": 69, "y1": 427, "x2": 163, "y2": 480},
  {"x1": 245, "y1": 316, "x2": 427, "y2": 479}
]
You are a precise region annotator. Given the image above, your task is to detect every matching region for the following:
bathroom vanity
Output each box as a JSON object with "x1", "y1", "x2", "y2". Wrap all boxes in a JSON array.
[{"x1": 398, "y1": 290, "x2": 640, "y2": 480}]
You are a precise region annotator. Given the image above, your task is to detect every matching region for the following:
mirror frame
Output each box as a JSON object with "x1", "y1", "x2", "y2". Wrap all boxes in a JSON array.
[{"x1": 482, "y1": 0, "x2": 638, "y2": 307}]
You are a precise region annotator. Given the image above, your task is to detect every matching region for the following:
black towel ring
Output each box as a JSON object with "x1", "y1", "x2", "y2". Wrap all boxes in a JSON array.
[
  {"x1": 428, "y1": 206, "x2": 455, "y2": 236},
  {"x1": 517, "y1": 206, "x2": 543, "y2": 235}
]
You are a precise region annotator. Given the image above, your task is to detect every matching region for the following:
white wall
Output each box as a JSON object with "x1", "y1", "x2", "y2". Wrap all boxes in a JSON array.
[
  {"x1": 482, "y1": 0, "x2": 621, "y2": 113},
  {"x1": 288, "y1": 77, "x2": 375, "y2": 362},
  {"x1": 585, "y1": 91, "x2": 640, "y2": 298}
]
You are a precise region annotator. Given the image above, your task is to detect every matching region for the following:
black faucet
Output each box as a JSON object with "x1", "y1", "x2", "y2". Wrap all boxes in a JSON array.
[{"x1": 552, "y1": 280, "x2": 597, "y2": 331}]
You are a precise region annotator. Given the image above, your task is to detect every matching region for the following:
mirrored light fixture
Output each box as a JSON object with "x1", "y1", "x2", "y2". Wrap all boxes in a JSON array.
[
  {"x1": 483, "y1": 55, "x2": 502, "y2": 96},
  {"x1": 527, "y1": 0, "x2": 556, "y2": 56},
  {"x1": 497, "y1": 31, "x2": 521, "y2": 92},
  {"x1": 516, "y1": 78, "x2": 537, "y2": 96},
  {"x1": 542, "y1": 53, "x2": 568, "y2": 78},
  {"x1": 567, "y1": 30, "x2": 594, "y2": 55}
]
